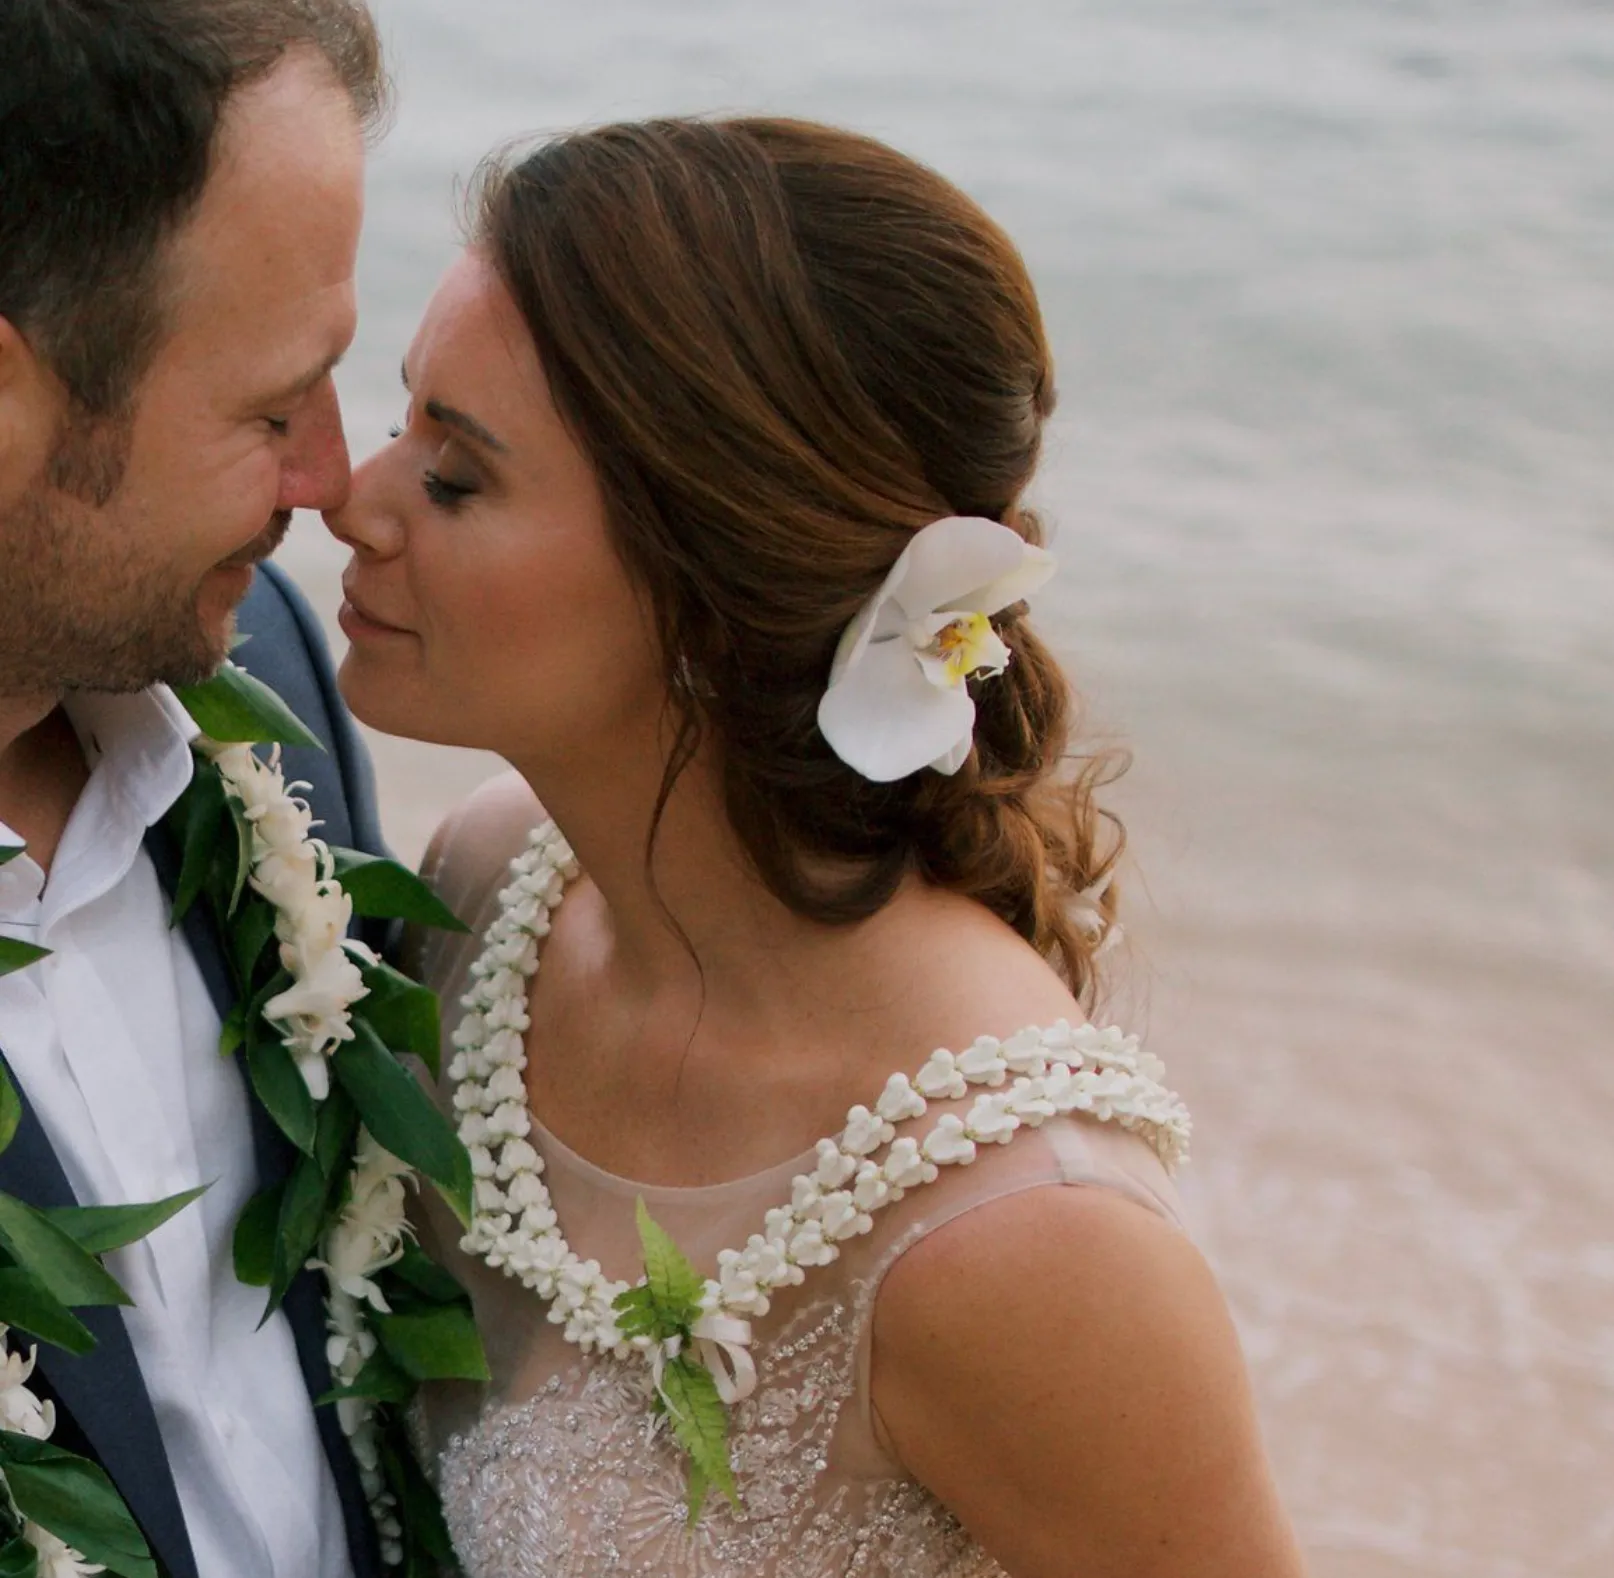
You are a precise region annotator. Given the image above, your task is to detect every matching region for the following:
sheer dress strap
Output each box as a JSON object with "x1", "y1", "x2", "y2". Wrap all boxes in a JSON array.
[{"x1": 849, "y1": 1114, "x2": 1188, "y2": 1470}]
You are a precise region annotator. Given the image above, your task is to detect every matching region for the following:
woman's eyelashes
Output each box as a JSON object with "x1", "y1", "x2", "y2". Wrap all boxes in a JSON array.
[
  {"x1": 423, "y1": 470, "x2": 476, "y2": 508},
  {"x1": 388, "y1": 423, "x2": 478, "y2": 509}
]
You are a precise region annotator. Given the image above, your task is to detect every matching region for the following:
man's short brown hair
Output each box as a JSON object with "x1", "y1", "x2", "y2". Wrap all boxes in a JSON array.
[{"x1": 0, "y1": 0, "x2": 388, "y2": 419}]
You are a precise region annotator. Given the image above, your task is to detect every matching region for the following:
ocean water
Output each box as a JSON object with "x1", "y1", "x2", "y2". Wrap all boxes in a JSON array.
[{"x1": 277, "y1": 2, "x2": 1614, "y2": 1571}]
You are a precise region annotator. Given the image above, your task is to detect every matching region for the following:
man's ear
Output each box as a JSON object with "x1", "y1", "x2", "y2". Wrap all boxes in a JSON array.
[{"x1": 0, "y1": 316, "x2": 63, "y2": 517}]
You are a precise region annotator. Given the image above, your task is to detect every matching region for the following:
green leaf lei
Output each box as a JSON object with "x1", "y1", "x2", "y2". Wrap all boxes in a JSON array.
[{"x1": 161, "y1": 665, "x2": 482, "y2": 1574}]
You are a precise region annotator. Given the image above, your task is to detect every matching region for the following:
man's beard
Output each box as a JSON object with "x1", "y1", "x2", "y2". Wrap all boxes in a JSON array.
[{"x1": 0, "y1": 428, "x2": 289, "y2": 696}]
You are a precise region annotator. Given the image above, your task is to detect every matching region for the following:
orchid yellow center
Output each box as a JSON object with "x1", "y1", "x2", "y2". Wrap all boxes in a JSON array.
[{"x1": 924, "y1": 612, "x2": 1007, "y2": 685}]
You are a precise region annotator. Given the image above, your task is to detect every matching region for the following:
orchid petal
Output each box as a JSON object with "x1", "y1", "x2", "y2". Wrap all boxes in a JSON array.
[
  {"x1": 958, "y1": 543, "x2": 1057, "y2": 617},
  {"x1": 886, "y1": 517, "x2": 1039, "y2": 621},
  {"x1": 818, "y1": 637, "x2": 977, "y2": 782}
]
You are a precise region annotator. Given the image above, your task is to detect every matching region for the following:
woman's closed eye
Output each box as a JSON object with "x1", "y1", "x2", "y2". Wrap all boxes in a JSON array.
[
  {"x1": 388, "y1": 423, "x2": 479, "y2": 510},
  {"x1": 423, "y1": 470, "x2": 477, "y2": 508}
]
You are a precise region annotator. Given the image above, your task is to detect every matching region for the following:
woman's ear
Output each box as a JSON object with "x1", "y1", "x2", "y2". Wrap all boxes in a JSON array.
[{"x1": 0, "y1": 316, "x2": 66, "y2": 521}]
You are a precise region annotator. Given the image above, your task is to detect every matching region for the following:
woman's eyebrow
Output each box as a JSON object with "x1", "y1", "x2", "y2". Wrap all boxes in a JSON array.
[{"x1": 400, "y1": 358, "x2": 510, "y2": 454}]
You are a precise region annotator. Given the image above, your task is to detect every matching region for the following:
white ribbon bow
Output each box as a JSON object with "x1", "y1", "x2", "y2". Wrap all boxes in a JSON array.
[{"x1": 648, "y1": 1312, "x2": 757, "y2": 1408}]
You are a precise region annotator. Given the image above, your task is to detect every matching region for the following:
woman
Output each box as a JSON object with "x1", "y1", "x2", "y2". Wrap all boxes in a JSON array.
[{"x1": 325, "y1": 117, "x2": 1305, "y2": 1577}]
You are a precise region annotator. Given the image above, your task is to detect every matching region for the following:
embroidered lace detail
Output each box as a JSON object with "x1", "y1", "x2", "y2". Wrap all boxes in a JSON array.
[{"x1": 439, "y1": 1285, "x2": 1003, "y2": 1578}]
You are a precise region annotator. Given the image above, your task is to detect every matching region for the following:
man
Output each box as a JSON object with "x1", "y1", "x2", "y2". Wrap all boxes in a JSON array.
[{"x1": 0, "y1": 3, "x2": 390, "y2": 1574}]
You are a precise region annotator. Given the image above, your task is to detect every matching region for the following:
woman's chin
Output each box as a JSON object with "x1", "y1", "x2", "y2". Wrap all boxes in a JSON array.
[{"x1": 336, "y1": 651, "x2": 420, "y2": 739}]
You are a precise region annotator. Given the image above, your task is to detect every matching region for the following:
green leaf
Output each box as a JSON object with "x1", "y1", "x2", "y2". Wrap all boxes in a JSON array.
[
  {"x1": 0, "y1": 940, "x2": 50, "y2": 982},
  {"x1": 379, "y1": 1423, "x2": 458, "y2": 1568},
  {"x1": 223, "y1": 794, "x2": 253, "y2": 917},
  {"x1": 168, "y1": 759, "x2": 227, "y2": 928},
  {"x1": 0, "y1": 845, "x2": 25, "y2": 868},
  {"x1": 218, "y1": 1003, "x2": 247, "y2": 1062},
  {"x1": 230, "y1": 898, "x2": 278, "y2": 992},
  {"x1": 313, "y1": 1085, "x2": 359, "y2": 1184},
  {"x1": 635, "y1": 1198, "x2": 705, "y2": 1332},
  {"x1": 657, "y1": 1356, "x2": 740, "y2": 1523},
  {"x1": 232, "y1": 1182, "x2": 283, "y2": 1288},
  {"x1": 353, "y1": 960, "x2": 442, "y2": 1075},
  {"x1": 0, "y1": 1064, "x2": 22, "y2": 1157},
  {"x1": 0, "y1": 1195, "x2": 131, "y2": 1308},
  {"x1": 246, "y1": 1033, "x2": 317, "y2": 1156},
  {"x1": 685, "y1": 1461, "x2": 709, "y2": 1529},
  {"x1": 331, "y1": 850, "x2": 470, "y2": 933},
  {"x1": 0, "y1": 1268, "x2": 96, "y2": 1354},
  {"x1": 43, "y1": 1186, "x2": 206, "y2": 1257},
  {"x1": 316, "y1": 1344, "x2": 415, "y2": 1406},
  {"x1": 610, "y1": 1283, "x2": 660, "y2": 1341},
  {"x1": 173, "y1": 663, "x2": 322, "y2": 750},
  {"x1": 374, "y1": 1305, "x2": 490, "y2": 1383},
  {"x1": 0, "y1": 1532, "x2": 39, "y2": 1578},
  {"x1": 384, "y1": 1241, "x2": 470, "y2": 1309},
  {"x1": 330, "y1": 1023, "x2": 472, "y2": 1227},
  {"x1": 265, "y1": 1150, "x2": 341, "y2": 1320},
  {"x1": 0, "y1": 1433, "x2": 159, "y2": 1578}
]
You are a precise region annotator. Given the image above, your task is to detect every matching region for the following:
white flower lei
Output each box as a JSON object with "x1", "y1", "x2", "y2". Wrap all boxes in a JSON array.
[
  {"x1": 204, "y1": 740, "x2": 410, "y2": 1566},
  {"x1": 0, "y1": 1325, "x2": 104, "y2": 1577},
  {"x1": 451, "y1": 823, "x2": 1191, "y2": 1404}
]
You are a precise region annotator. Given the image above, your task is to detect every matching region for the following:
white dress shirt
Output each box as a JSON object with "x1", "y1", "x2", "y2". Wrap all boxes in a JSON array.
[{"x1": 0, "y1": 687, "x2": 353, "y2": 1578}]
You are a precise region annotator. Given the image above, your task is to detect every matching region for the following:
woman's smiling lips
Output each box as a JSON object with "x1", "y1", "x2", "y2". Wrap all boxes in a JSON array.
[{"x1": 339, "y1": 578, "x2": 415, "y2": 640}]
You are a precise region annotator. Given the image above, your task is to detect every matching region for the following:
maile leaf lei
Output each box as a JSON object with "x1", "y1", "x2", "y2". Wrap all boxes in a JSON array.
[
  {"x1": 0, "y1": 1039, "x2": 196, "y2": 1576},
  {"x1": 612, "y1": 1201, "x2": 741, "y2": 1526},
  {"x1": 164, "y1": 662, "x2": 482, "y2": 1574}
]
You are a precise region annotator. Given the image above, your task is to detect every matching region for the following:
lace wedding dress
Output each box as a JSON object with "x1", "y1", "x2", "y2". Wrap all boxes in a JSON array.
[{"x1": 412, "y1": 785, "x2": 1189, "y2": 1578}]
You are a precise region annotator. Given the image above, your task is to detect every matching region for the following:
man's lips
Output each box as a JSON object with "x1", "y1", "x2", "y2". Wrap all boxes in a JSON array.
[{"x1": 217, "y1": 513, "x2": 291, "y2": 573}]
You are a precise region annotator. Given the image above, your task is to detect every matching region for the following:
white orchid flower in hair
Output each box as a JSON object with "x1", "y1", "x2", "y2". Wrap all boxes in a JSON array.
[{"x1": 817, "y1": 516, "x2": 1055, "y2": 782}]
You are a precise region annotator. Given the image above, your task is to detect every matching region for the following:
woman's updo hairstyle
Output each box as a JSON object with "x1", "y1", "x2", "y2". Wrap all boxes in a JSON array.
[{"x1": 474, "y1": 116, "x2": 1125, "y2": 1001}]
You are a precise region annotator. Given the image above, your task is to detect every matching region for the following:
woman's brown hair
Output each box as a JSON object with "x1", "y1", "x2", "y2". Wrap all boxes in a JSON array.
[{"x1": 474, "y1": 116, "x2": 1125, "y2": 1001}]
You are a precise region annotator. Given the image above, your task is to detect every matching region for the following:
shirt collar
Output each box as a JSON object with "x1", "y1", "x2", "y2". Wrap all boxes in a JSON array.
[
  {"x1": 0, "y1": 686, "x2": 199, "y2": 932},
  {"x1": 61, "y1": 685, "x2": 201, "y2": 830}
]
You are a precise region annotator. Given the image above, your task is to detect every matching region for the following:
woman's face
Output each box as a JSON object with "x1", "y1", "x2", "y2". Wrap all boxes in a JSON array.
[{"x1": 323, "y1": 249, "x2": 664, "y2": 761}]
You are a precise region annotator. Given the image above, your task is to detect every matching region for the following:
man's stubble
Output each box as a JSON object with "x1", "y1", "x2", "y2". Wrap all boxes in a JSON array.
[{"x1": 0, "y1": 417, "x2": 284, "y2": 697}]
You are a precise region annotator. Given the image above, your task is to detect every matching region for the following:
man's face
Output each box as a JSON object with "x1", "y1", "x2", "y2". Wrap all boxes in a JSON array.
[{"x1": 0, "y1": 51, "x2": 364, "y2": 697}]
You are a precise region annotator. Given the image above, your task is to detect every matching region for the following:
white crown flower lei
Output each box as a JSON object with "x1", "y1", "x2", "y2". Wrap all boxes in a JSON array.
[
  {"x1": 816, "y1": 515, "x2": 1056, "y2": 782},
  {"x1": 450, "y1": 821, "x2": 1191, "y2": 1522},
  {"x1": 161, "y1": 660, "x2": 485, "y2": 1573}
]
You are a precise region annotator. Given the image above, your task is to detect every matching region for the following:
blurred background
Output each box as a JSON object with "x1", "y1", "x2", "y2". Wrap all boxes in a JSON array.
[{"x1": 275, "y1": 2, "x2": 1614, "y2": 1572}]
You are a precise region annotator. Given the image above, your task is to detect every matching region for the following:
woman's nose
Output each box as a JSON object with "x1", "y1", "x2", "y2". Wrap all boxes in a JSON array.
[{"x1": 322, "y1": 449, "x2": 402, "y2": 557}]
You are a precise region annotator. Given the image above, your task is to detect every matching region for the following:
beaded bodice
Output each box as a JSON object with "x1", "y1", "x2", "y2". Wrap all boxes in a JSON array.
[
  {"x1": 435, "y1": 1268, "x2": 995, "y2": 1577},
  {"x1": 411, "y1": 778, "x2": 1189, "y2": 1577}
]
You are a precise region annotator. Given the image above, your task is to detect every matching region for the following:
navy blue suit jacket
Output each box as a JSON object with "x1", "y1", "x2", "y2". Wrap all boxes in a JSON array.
[{"x1": 0, "y1": 563, "x2": 386, "y2": 1578}]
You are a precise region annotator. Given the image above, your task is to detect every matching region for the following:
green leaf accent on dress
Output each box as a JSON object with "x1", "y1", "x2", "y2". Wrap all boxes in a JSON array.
[
  {"x1": 635, "y1": 1197, "x2": 705, "y2": 1330},
  {"x1": 657, "y1": 1355, "x2": 741, "y2": 1525},
  {"x1": 615, "y1": 1199, "x2": 742, "y2": 1524}
]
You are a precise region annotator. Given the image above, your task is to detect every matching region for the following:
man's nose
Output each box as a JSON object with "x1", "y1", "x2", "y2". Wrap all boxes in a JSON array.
[{"x1": 277, "y1": 378, "x2": 351, "y2": 514}]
